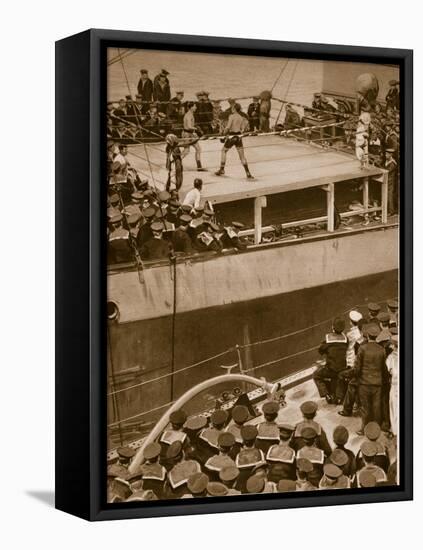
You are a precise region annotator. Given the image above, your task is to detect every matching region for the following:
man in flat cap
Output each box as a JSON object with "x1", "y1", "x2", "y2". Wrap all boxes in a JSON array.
[
  {"x1": 356, "y1": 441, "x2": 387, "y2": 487},
  {"x1": 354, "y1": 324, "x2": 387, "y2": 435},
  {"x1": 255, "y1": 400, "x2": 280, "y2": 454},
  {"x1": 139, "y1": 221, "x2": 171, "y2": 261},
  {"x1": 221, "y1": 221, "x2": 248, "y2": 251},
  {"x1": 314, "y1": 317, "x2": 348, "y2": 404},
  {"x1": 292, "y1": 400, "x2": 332, "y2": 457}
]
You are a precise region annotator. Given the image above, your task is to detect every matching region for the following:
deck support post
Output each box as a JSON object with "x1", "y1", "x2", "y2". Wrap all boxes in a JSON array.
[
  {"x1": 322, "y1": 183, "x2": 335, "y2": 232},
  {"x1": 381, "y1": 171, "x2": 388, "y2": 224},
  {"x1": 362, "y1": 177, "x2": 369, "y2": 212},
  {"x1": 254, "y1": 196, "x2": 267, "y2": 244}
]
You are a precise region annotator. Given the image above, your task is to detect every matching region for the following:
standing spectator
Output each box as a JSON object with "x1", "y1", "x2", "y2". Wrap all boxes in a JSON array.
[
  {"x1": 247, "y1": 96, "x2": 260, "y2": 131},
  {"x1": 355, "y1": 324, "x2": 386, "y2": 435},
  {"x1": 137, "y1": 69, "x2": 153, "y2": 114},
  {"x1": 386, "y1": 335, "x2": 399, "y2": 437},
  {"x1": 385, "y1": 79, "x2": 399, "y2": 111},
  {"x1": 313, "y1": 317, "x2": 348, "y2": 404},
  {"x1": 283, "y1": 104, "x2": 302, "y2": 130},
  {"x1": 385, "y1": 147, "x2": 398, "y2": 215},
  {"x1": 153, "y1": 73, "x2": 171, "y2": 114}
]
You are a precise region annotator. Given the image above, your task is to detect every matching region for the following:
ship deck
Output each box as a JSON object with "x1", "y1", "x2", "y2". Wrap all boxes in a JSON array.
[{"x1": 127, "y1": 135, "x2": 384, "y2": 205}]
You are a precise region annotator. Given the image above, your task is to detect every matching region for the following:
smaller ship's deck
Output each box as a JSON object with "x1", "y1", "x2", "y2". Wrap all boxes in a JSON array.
[{"x1": 127, "y1": 135, "x2": 384, "y2": 205}]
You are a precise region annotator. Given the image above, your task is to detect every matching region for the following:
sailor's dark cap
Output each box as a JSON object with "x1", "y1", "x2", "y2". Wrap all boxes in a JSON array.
[
  {"x1": 160, "y1": 69, "x2": 170, "y2": 75},
  {"x1": 169, "y1": 409, "x2": 187, "y2": 425},
  {"x1": 387, "y1": 299, "x2": 399, "y2": 309},
  {"x1": 187, "y1": 472, "x2": 209, "y2": 494},
  {"x1": 143, "y1": 442, "x2": 161, "y2": 460},
  {"x1": 297, "y1": 457, "x2": 313, "y2": 473},
  {"x1": 218, "y1": 432, "x2": 235, "y2": 448},
  {"x1": 158, "y1": 190, "x2": 171, "y2": 202},
  {"x1": 241, "y1": 425, "x2": 258, "y2": 441},
  {"x1": 127, "y1": 213, "x2": 141, "y2": 225},
  {"x1": 117, "y1": 446, "x2": 136, "y2": 459},
  {"x1": 169, "y1": 199, "x2": 180, "y2": 208},
  {"x1": 361, "y1": 441, "x2": 378, "y2": 458},
  {"x1": 377, "y1": 312, "x2": 391, "y2": 323},
  {"x1": 232, "y1": 221, "x2": 245, "y2": 229},
  {"x1": 131, "y1": 191, "x2": 144, "y2": 201},
  {"x1": 166, "y1": 440, "x2": 183, "y2": 459},
  {"x1": 231, "y1": 405, "x2": 249, "y2": 424},
  {"x1": 366, "y1": 324, "x2": 381, "y2": 338},
  {"x1": 125, "y1": 94, "x2": 132, "y2": 100},
  {"x1": 368, "y1": 302, "x2": 381, "y2": 313},
  {"x1": 219, "y1": 466, "x2": 239, "y2": 483},
  {"x1": 278, "y1": 423, "x2": 295, "y2": 436},
  {"x1": 181, "y1": 204, "x2": 192, "y2": 213},
  {"x1": 277, "y1": 479, "x2": 296, "y2": 492},
  {"x1": 300, "y1": 401, "x2": 318, "y2": 415},
  {"x1": 151, "y1": 221, "x2": 164, "y2": 232},
  {"x1": 195, "y1": 205, "x2": 204, "y2": 213},
  {"x1": 179, "y1": 214, "x2": 192, "y2": 224},
  {"x1": 246, "y1": 475, "x2": 265, "y2": 493},
  {"x1": 185, "y1": 415, "x2": 207, "y2": 431},
  {"x1": 301, "y1": 426, "x2": 317, "y2": 440},
  {"x1": 385, "y1": 148, "x2": 396, "y2": 153},
  {"x1": 110, "y1": 213, "x2": 123, "y2": 224},
  {"x1": 140, "y1": 69, "x2": 148, "y2": 74},
  {"x1": 359, "y1": 471, "x2": 377, "y2": 487},
  {"x1": 207, "y1": 482, "x2": 228, "y2": 497},
  {"x1": 333, "y1": 425, "x2": 349, "y2": 446},
  {"x1": 364, "y1": 421, "x2": 381, "y2": 441},
  {"x1": 211, "y1": 409, "x2": 228, "y2": 426},
  {"x1": 324, "y1": 463, "x2": 342, "y2": 479},
  {"x1": 143, "y1": 207, "x2": 156, "y2": 219},
  {"x1": 262, "y1": 401, "x2": 280, "y2": 415},
  {"x1": 329, "y1": 448, "x2": 348, "y2": 467}
]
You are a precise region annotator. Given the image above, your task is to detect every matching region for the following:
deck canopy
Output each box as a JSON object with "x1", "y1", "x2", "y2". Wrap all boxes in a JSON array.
[{"x1": 127, "y1": 135, "x2": 385, "y2": 205}]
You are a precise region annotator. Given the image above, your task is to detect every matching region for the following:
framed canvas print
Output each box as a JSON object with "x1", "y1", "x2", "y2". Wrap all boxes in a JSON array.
[{"x1": 55, "y1": 29, "x2": 413, "y2": 521}]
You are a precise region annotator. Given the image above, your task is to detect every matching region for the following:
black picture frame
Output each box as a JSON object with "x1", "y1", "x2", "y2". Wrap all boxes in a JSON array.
[{"x1": 55, "y1": 28, "x2": 413, "y2": 521}]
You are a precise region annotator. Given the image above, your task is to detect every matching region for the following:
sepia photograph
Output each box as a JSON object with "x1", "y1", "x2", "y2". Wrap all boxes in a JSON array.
[{"x1": 105, "y1": 47, "x2": 400, "y2": 504}]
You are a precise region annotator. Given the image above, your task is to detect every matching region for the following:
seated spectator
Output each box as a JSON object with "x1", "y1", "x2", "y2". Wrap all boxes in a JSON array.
[
  {"x1": 194, "y1": 221, "x2": 223, "y2": 253},
  {"x1": 139, "y1": 221, "x2": 170, "y2": 261}
]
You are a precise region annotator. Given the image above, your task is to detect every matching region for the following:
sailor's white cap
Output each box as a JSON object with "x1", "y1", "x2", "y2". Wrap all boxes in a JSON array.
[{"x1": 349, "y1": 310, "x2": 363, "y2": 322}]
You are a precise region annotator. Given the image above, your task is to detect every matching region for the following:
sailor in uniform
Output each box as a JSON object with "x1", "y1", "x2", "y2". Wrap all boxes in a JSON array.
[
  {"x1": 295, "y1": 457, "x2": 316, "y2": 491},
  {"x1": 226, "y1": 404, "x2": 250, "y2": 458},
  {"x1": 355, "y1": 441, "x2": 387, "y2": 487},
  {"x1": 355, "y1": 422, "x2": 389, "y2": 473},
  {"x1": 185, "y1": 472, "x2": 209, "y2": 498},
  {"x1": 338, "y1": 310, "x2": 364, "y2": 413},
  {"x1": 325, "y1": 448, "x2": 350, "y2": 484},
  {"x1": 319, "y1": 463, "x2": 350, "y2": 489},
  {"x1": 219, "y1": 466, "x2": 241, "y2": 495},
  {"x1": 165, "y1": 441, "x2": 202, "y2": 499},
  {"x1": 107, "y1": 446, "x2": 135, "y2": 481},
  {"x1": 139, "y1": 221, "x2": 171, "y2": 261},
  {"x1": 159, "y1": 409, "x2": 188, "y2": 463},
  {"x1": 292, "y1": 401, "x2": 332, "y2": 457},
  {"x1": 108, "y1": 212, "x2": 132, "y2": 264},
  {"x1": 122, "y1": 191, "x2": 143, "y2": 218},
  {"x1": 204, "y1": 432, "x2": 237, "y2": 480},
  {"x1": 127, "y1": 212, "x2": 142, "y2": 242},
  {"x1": 166, "y1": 199, "x2": 181, "y2": 226},
  {"x1": 266, "y1": 423, "x2": 296, "y2": 481},
  {"x1": 331, "y1": 426, "x2": 356, "y2": 478},
  {"x1": 220, "y1": 221, "x2": 248, "y2": 251},
  {"x1": 183, "y1": 414, "x2": 208, "y2": 464},
  {"x1": 134, "y1": 442, "x2": 166, "y2": 499},
  {"x1": 235, "y1": 425, "x2": 265, "y2": 493},
  {"x1": 136, "y1": 207, "x2": 155, "y2": 248},
  {"x1": 296, "y1": 426, "x2": 325, "y2": 487},
  {"x1": 198, "y1": 409, "x2": 229, "y2": 461},
  {"x1": 313, "y1": 317, "x2": 349, "y2": 404},
  {"x1": 172, "y1": 214, "x2": 194, "y2": 254},
  {"x1": 255, "y1": 400, "x2": 280, "y2": 454}
]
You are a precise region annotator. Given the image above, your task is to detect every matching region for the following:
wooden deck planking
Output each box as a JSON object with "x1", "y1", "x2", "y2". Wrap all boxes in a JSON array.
[{"x1": 127, "y1": 136, "x2": 383, "y2": 205}]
